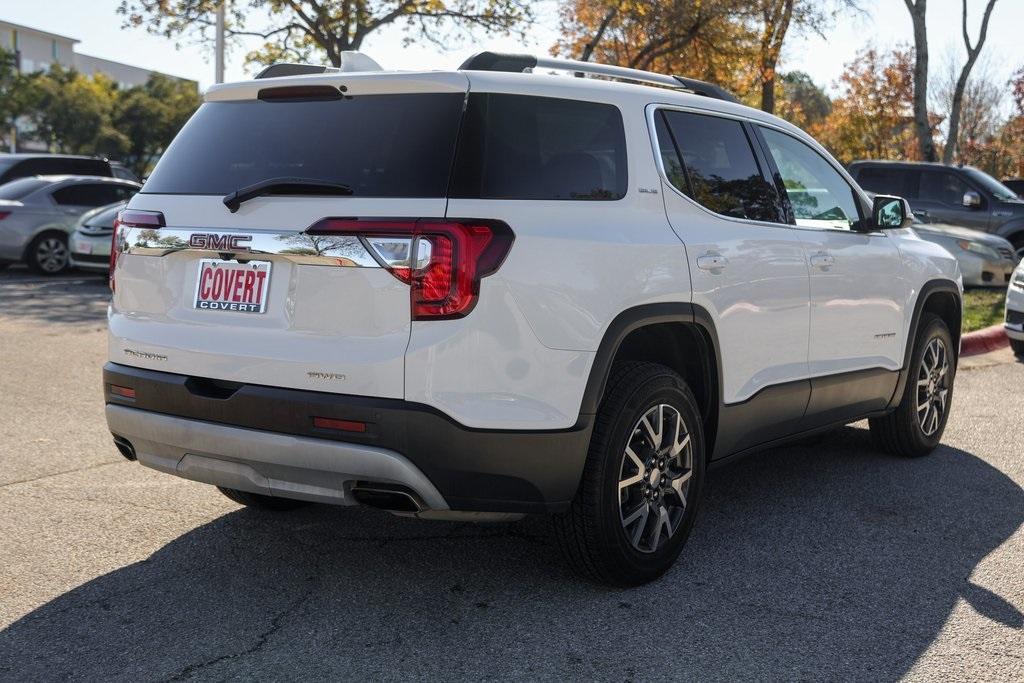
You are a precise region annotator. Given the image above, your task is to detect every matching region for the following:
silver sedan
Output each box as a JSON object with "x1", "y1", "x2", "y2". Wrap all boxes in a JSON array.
[
  {"x1": 911, "y1": 220, "x2": 1018, "y2": 288},
  {"x1": 0, "y1": 175, "x2": 140, "y2": 274}
]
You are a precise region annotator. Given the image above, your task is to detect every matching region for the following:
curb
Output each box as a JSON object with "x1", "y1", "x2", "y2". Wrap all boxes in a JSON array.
[{"x1": 960, "y1": 323, "x2": 1008, "y2": 357}]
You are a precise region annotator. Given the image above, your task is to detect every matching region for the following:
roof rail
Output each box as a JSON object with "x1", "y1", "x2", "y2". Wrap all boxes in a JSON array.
[
  {"x1": 256, "y1": 52, "x2": 383, "y2": 79},
  {"x1": 459, "y1": 51, "x2": 739, "y2": 104}
]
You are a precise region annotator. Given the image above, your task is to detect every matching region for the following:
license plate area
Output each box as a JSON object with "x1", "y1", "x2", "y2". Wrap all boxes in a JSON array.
[{"x1": 194, "y1": 259, "x2": 272, "y2": 314}]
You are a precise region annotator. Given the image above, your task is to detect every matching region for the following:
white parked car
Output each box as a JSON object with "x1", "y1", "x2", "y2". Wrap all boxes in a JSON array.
[
  {"x1": 69, "y1": 202, "x2": 126, "y2": 273},
  {"x1": 103, "y1": 52, "x2": 962, "y2": 585},
  {"x1": 1005, "y1": 261, "x2": 1024, "y2": 358}
]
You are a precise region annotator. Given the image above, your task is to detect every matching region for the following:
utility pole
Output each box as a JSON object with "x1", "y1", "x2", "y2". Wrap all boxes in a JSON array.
[{"x1": 215, "y1": 1, "x2": 225, "y2": 84}]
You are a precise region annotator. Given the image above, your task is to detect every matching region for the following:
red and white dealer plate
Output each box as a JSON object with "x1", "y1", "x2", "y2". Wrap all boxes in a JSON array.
[{"x1": 193, "y1": 259, "x2": 272, "y2": 314}]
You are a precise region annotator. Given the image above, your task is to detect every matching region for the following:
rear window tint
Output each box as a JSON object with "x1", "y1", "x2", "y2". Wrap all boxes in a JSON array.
[
  {"x1": 142, "y1": 93, "x2": 465, "y2": 197},
  {"x1": 450, "y1": 93, "x2": 627, "y2": 200},
  {"x1": 853, "y1": 166, "x2": 917, "y2": 198},
  {"x1": 659, "y1": 110, "x2": 781, "y2": 222}
]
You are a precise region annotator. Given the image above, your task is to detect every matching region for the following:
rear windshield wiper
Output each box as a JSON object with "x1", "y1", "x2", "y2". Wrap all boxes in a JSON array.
[{"x1": 223, "y1": 177, "x2": 354, "y2": 212}]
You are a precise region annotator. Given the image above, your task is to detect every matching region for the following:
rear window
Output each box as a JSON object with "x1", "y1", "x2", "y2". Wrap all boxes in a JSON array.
[
  {"x1": 0, "y1": 177, "x2": 49, "y2": 200},
  {"x1": 450, "y1": 93, "x2": 627, "y2": 200},
  {"x1": 142, "y1": 93, "x2": 466, "y2": 197},
  {"x1": 853, "y1": 166, "x2": 918, "y2": 198},
  {"x1": 658, "y1": 110, "x2": 781, "y2": 222}
]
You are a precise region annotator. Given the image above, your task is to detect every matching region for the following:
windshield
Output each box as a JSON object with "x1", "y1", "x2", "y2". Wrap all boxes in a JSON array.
[
  {"x1": 0, "y1": 177, "x2": 48, "y2": 200},
  {"x1": 142, "y1": 93, "x2": 465, "y2": 197},
  {"x1": 962, "y1": 167, "x2": 1019, "y2": 201}
]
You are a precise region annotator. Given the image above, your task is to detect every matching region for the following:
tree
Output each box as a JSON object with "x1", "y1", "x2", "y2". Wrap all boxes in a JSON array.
[
  {"x1": 775, "y1": 71, "x2": 831, "y2": 130},
  {"x1": 753, "y1": 1, "x2": 861, "y2": 114},
  {"x1": 118, "y1": 0, "x2": 533, "y2": 69},
  {"x1": 941, "y1": 0, "x2": 999, "y2": 163},
  {"x1": 28, "y1": 66, "x2": 119, "y2": 154},
  {"x1": 813, "y1": 47, "x2": 918, "y2": 163},
  {"x1": 0, "y1": 48, "x2": 43, "y2": 152},
  {"x1": 933, "y1": 55, "x2": 1002, "y2": 163},
  {"x1": 903, "y1": 0, "x2": 936, "y2": 161},
  {"x1": 554, "y1": 1, "x2": 759, "y2": 96},
  {"x1": 112, "y1": 75, "x2": 202, "y2": 176}
]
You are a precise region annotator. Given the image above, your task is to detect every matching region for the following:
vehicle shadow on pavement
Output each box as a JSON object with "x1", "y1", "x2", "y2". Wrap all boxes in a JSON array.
[
  {"x1": 0, "y1": 270, "x2": 109, "y2": 326},
  {"x1": 2, "y1": 427, "x2": 1021, "y2": 680}
]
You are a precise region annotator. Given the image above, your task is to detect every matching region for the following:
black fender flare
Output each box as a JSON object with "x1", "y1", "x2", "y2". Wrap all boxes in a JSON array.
[
  {"x1": 577, "y1": 302, "x2": 723, "y2": 418},
  {"x1": 887, "y1": 278, "x2": 962, "y2": 409},
  {"x1": 995, "y1": 219, "x2": 1024, "y2": 245}
]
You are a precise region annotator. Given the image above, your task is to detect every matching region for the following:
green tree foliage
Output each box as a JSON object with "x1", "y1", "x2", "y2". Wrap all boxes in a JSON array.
[
  {"x1": 0, "y1": 48, "x2": 200, "y2": 177},
  {"x1": 775, "y1": 71, "x2": 831, "y2": 130},
  {"x1": 112, "y1": 75, "x2": 201, "y2": 175},
  {"x1": 118, "y1": 0, "x2": 532, "y2": 68},
  {"x1": 0, "y1": 49, "x2": 42, "y2": 151}
]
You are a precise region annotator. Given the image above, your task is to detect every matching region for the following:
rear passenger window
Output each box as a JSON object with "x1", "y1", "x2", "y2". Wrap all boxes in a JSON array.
[
  {"x1": 659, "y1": 110, "x2": 780, "y2": 222},
  {"x1": 450, "y1": 93, "x2": 627, "y2": 200},
  {"x1": 52, "y1": 184, "x2": 128, "y2": 207}
]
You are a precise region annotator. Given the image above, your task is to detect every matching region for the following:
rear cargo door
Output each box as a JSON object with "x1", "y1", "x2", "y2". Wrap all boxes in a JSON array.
[{"x1": 110, "y1": 72, "x2": 468, "y2": 399}]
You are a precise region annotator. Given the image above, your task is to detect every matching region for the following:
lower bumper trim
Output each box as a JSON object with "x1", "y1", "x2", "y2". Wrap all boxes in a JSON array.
[{"x1": 105, "y1": 404, "x2": 450, "y2": 509}]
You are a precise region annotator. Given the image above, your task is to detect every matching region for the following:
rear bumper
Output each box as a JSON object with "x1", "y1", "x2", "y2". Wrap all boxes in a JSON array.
[
  {"x1": 106, "y1": 404, "x2": 450, "y2": 509},
  {"x1": 103, "y1": 363, "x2": 592, "y2": 513}
]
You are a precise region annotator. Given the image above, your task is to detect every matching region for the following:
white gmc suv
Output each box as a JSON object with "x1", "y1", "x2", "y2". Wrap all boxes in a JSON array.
[{"x1": 104, "y1": 52, "x2": 962, "y2": 586}]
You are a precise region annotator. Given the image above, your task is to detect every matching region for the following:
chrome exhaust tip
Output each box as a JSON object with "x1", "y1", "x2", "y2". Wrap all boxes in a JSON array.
[{"x1": 350, "y1": 482, "x2": 424, "y2": 513}]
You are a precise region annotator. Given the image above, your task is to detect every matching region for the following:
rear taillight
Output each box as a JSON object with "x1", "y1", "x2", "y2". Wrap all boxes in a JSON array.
[
  {"x1": 0, "y1": 212, "x2": 10, "y2": 221},
  {"x1": 307, "y1": 218, "x2": 513, "y2": 320},
  {"x1": 111, "y1": 210, "x2": 165, "y2": 291}
]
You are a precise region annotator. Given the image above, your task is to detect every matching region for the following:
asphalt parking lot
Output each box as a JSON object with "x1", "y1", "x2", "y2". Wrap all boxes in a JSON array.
[{"x1": 0, "y1": 267, "x2": 1021, "y2": 681}]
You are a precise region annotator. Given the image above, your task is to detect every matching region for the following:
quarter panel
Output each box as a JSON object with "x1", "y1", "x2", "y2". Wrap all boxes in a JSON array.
[{"x1": 403, "y1": 277, "x2": 595, "y2": 430}]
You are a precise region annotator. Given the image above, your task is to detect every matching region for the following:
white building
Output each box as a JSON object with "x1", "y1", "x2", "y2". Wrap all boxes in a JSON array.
[{"x1": 0, "y1": 19, "x2": 196, "y2": 90}]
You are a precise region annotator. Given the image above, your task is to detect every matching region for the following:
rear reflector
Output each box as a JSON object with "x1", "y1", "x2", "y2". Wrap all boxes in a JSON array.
[
  {"x1": 306, "y1": 218, "x2": 514, "y2": 320},
  {"x1": 313, "y1": 416, "x2": 367, "y2": 433},
  {"x1": 109, "y1": 384, "x2": 136, "y2": 399}
]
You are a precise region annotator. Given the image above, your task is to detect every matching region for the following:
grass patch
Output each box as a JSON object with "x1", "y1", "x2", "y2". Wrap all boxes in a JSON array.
[{"x1": 962, "y1": 288, "x2": 1006, "y2": 332}]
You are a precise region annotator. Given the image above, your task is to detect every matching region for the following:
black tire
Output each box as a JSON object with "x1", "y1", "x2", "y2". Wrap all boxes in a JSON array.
[
  {"x1": 1011, "y1": 338, "x2": 1024, "y2": 359},
  {"x1": 553, "y1": 361, "x2": 706, "y2": 586},
  {"x1": 26, "y1": 232, "x2": 70, "y2": 275},
  {"x1": 217, "y1": 486, "x2": 308, "y2": 511},
  {"x1": 869, "y1": 313, "x2": 955, "y2": 457}
]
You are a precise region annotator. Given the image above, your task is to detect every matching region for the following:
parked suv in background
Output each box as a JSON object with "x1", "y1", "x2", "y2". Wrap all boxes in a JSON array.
[
  {"x1": 104, "y1": 52, "x2": 962, "y2": 585},
  {"x1": 0, "y1": 176, "x2": 140, "y2": 273},
  {"x1": 849, "y1": 161, "x2": 1024, "y2": 258}
]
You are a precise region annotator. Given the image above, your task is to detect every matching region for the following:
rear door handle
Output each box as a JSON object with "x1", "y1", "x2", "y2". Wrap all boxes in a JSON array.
[
  {"x1": 696, "y1": 254, "x2": 729, "y2": 271},
  {"x1": 810, "y1": 252, "x2": 835, "y2": 269}
]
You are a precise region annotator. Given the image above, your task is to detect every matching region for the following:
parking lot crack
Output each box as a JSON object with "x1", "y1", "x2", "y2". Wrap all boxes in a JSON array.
[
  {"x1": 0, "y1": 461, "x2": 121, "y2": 489},
  {"x1": 162, "y1": 580, "x2": 319, "y2": 681}
]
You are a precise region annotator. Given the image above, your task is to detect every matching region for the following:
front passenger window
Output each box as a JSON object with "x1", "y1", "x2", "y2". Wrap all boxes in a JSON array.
[{"x1": 760, "y1": 127, "x2": 861, "y2": 231}]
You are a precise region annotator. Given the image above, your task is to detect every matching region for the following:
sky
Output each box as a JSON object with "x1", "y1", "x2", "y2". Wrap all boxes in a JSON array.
[{"x1": 2, "y1": 0, "x2": 1023, "y2": 95}]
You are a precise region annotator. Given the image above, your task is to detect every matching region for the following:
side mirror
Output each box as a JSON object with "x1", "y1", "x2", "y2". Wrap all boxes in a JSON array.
[
  {"x1": 871, "y1": 194, "x2": 913, "y2": 230},
  {"x1": 962, "y1": 190, "x2": 982, "y2": 208}
]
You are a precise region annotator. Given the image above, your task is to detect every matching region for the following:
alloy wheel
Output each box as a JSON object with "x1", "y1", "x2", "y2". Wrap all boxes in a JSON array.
[
  {"x1": 35, "y1": 237, "x2": 69, "y2": 273},
  {"x1": 618, "y1": 403, "x2": 693, "y2": 553},
  {"x1": 916, "y1": 337, "x2": 950, "y2": 437}
]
